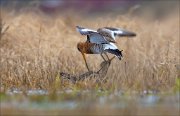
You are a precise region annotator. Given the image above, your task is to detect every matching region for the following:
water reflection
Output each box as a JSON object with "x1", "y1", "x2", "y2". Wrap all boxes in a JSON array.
[
  {"x1": 2, "y1": 89, "x2": 179, "y2": 110},
  {"x1": 139, "y1": 95, "x2": 160, "y2": 106}
]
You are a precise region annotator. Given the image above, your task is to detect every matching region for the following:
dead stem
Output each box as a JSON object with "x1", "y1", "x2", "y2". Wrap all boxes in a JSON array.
[{"x1": 60, "y1": 57, "x2": 114, "y2": 84}]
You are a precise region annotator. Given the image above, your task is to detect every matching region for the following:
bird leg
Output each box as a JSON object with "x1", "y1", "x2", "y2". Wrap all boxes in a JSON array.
[
  {"x1": 104, "y1": 53, "x2": 110, "y2": 61},
  {"x1": 101, "y1": 53, "x2": 107, "y2": 62},
  {"x1": 81, "y1": 52, "x2": 90, "y2": 71}
]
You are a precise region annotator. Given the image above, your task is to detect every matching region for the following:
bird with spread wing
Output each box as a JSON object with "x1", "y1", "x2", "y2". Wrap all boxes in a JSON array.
[{"x1": 76, "y1": 26, "x2": 136, "y2": 71}]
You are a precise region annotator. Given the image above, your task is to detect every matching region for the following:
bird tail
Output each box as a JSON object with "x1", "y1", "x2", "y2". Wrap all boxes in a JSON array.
[{"x1": 105, "y1": 49, "x2": 123, "y2": 60}]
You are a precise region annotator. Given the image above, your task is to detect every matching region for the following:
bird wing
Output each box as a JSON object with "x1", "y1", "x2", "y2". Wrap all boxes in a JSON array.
[
  {"x1": 104, "y1": 27, "x2": 136, "y2": 37},
  {"x1": 97, "y1": 28, "x2": 116, "y2": 43},
  {"x1": 76, "y1": 26, "x2": 108, "y2": 44},
  {"x1": 103, "y1": 43, "x2": 123, "y2": 60},
  {"x1": 97, "y1": 27, "x2": 136, "y2": 42},
  {"x1": 76, "y1": 26, "x2": 97, "y2": 35},
  {"x1": 88, "y1": 33, "x2": 109, "y2": 44}
]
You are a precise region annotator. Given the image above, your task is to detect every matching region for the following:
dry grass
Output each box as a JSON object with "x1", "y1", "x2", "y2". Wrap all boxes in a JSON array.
[{"x1": 0, "y1": 7, "x2": 179, "y2": 92}]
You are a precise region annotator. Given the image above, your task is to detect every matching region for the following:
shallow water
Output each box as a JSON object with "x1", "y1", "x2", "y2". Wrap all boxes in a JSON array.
[{"x1": 1, "y1": 89, "x2": 179, "y2": 115}]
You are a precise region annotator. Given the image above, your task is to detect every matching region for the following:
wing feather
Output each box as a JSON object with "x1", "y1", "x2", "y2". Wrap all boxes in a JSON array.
[
  {"x1": 104, "y1": 27, "x2": 136, "y2": 37},
  {"x1": 88, "y1": 33, "x2": 109, "y2": 44},
  {"x1": 97, "y1": 28, "x2": 116, "y2": 43},
  {"x1": 76, "y1": 26, "x2": 97, "y2": 35}
]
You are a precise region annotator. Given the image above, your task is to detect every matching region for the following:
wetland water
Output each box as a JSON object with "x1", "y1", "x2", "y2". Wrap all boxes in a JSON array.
[{"x1": 1, "y1": 89, "x2": 179, "y2": 115}]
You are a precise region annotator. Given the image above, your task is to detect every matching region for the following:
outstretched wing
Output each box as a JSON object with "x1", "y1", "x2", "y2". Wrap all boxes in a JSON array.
[
  {"x1": 104, "y1": 27, "x2": 136, "y2": 37},
  {"x1": 97, "y1": 28, "x2": 116, "y2": 43},
  {"x1": 97, "y1": 27, "x2": 136, "y2": 42},
  {"x1": 76, "y1": 26, "x2": 108, "y2": 43},
  {"x1": 76, "y1": 26, "x2": 97, "y2": 35},
  {"x1": 88, "y1": 33, "x2": 109, "y2": 44}
]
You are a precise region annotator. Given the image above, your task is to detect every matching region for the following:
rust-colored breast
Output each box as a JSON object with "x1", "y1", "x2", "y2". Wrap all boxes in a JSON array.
[{"x1": 83, "y1": 42, "x2": 95, "y2": 54}]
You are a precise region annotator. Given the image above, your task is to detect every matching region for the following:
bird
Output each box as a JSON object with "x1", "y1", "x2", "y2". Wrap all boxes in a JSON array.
[{"x1": 76, "y1": 26, "x2": 136, "y2": 71}]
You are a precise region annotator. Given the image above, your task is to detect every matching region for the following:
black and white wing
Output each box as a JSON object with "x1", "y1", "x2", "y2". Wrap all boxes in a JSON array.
[
  {"x1": 103, "y1": 43, "x2": 123, "y2": 60},
  {"x1": 104, "y1": 27, "x2": 136, "y2": 37},
  {"x1": 97, "y1": 28, "x2": 116, "y2": 43},
  {"x1": 88, "y1": 33, "x2": 109, "y2": 44},
  {"x1": 76, "y1": 26, "x2": 97, "y2": 35},
  {"x1": 97, "y1": 27, "x2": 136, "y2": 42}
]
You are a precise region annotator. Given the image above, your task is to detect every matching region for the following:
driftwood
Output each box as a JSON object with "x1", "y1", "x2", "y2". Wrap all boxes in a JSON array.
[{"x1": 60, "y1": 57, "x2": 115, "y2": 84}]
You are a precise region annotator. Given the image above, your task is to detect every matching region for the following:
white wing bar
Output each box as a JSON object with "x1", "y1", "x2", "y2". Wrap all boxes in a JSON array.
[{"x1": 76, "y1": 26, "x2": 97, "y2": 35}]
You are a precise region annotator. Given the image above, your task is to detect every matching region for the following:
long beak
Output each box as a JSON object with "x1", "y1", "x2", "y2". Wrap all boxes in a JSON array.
[{"x1": 81, "y1": 52, "x2": 90, "y2": 71}]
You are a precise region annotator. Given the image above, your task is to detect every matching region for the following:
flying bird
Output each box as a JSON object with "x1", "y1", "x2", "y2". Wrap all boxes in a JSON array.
[{"x1": 76, "y1": 26, "x2": 136, "y2": 71}]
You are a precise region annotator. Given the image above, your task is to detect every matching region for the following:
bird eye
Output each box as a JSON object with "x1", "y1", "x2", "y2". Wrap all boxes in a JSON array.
[{"x1": 78, "y1": 47, "x2": 80, "y2": 51}]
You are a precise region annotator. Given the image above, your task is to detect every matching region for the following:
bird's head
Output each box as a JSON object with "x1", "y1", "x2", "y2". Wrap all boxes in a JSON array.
[{"x1": 77, "y1": 42, "x2": 84, "y2": 52}]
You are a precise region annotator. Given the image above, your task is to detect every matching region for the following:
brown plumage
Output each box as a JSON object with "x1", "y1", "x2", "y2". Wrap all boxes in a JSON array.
[
  {"x1": 77, "y1": 41, "x2": 95, "y2": 71},
  {"x1": 77, "y1": 42, "x2": 94, "y2": 54}
]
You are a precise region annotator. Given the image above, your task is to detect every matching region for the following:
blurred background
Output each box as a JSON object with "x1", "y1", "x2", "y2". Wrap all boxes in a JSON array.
[{"x1": 1, "y1": 0, "x2": 179, "y2": 19}]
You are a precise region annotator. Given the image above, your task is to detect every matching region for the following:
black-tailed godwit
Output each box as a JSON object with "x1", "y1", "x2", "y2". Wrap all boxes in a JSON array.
[{"x1": 76, "y1": 26, "x2": 136, "y2": 71}]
